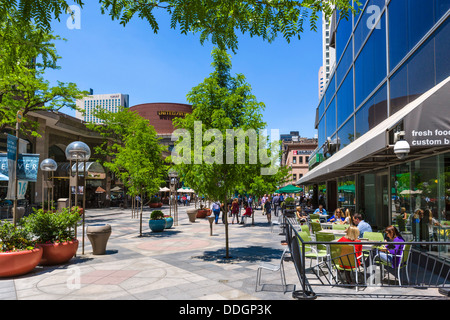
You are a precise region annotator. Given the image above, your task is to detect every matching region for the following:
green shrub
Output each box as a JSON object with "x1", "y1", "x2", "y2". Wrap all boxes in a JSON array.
[
  {"x1": 0, "y1": 220, "x2": 35, "y2": 252},
  {"x1": 284, "y1": 197, "x2": 295, "y2": 204},
  {"x1": 150, "y1": 210, "x2": 164, "y2": 220},
  {"x1": 22, "y1": 207, "x2": 82, "y2": 244}
]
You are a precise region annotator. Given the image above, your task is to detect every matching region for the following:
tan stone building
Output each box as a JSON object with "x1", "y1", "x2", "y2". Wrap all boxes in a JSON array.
[{"x1": 280, "y1": 133, "x2": 318, "y2": 187}]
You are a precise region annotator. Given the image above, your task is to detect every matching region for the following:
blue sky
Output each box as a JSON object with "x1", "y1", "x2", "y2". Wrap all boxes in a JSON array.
[{"x1": 45, "y1": 2, "x2": 323, "y2": 139}]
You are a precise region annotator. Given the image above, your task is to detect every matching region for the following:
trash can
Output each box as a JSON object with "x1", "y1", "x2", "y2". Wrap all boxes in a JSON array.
[
  {"x1": 86, "y1": 224, "x2": 112, "y2": 255},
  {"x1": 57, "y1": 198, "x2": 69, "y2": 211}
]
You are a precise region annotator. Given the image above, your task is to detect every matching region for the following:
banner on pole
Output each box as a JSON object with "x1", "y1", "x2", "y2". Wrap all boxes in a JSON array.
[{"x1": 0, "y1": 153, "x2": 40, "y2": 181}]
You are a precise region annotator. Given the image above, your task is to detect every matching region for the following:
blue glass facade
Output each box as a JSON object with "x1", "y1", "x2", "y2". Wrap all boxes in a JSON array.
[{"x1": 316, "y1": 0, "x2": 450, "y2": 155}]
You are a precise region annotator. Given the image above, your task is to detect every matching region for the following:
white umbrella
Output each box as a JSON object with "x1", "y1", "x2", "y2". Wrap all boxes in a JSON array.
[{"x1": 159, "y1": 187, "x2": 170, "y2": 192}]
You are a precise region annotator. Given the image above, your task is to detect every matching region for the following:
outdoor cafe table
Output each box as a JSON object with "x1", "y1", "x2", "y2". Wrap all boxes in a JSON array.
[
  {"x1": 320, "y1": 222, "x2": 335, "y2": 229},
  {"x1": 317, "y1": 229, "x2": 346, "y2": 239}
]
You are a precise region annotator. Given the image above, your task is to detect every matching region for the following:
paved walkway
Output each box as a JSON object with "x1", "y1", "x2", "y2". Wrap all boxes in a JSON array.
[{"x1": 0, "y1": 205, "x2": 447, "y2": 301}]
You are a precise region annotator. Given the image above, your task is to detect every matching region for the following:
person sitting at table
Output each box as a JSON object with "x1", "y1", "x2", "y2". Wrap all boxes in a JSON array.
[
  {"x1": 328, "y1": 208, "x2": 345, "y2": 223},
  {"x1": 376, "y1": 225, "x2": 405, "y2": 268},
  {"x1": 352, "y1": 213, "x2": 372, "y2": 238},
  {"x1": 337, "y1": 226, "x2": 362, "y2": 266},
  {"x1": 295, "y1": 206, "x2": 307, "y2": 223},
  {"x1": 313, "y1": 204, "x2": 327, "y2": 216},
  {"x1": 342, "y1": 208, "x2": 352, "y2": 225}
]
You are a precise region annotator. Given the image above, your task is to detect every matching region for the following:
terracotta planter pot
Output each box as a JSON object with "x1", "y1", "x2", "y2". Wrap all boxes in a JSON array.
[
  {"x1": 149, "y1": 203, "x2": 159, "y2": 208},
  {"x1": 38, "y1": 240, "x2": 79, "y2": 266},
  {"x1": 196, "y1": 209, "x2": 207, "y2": 218},
  {"x1": 0, "y1": 248, "x2": 43, "y2": 278}
]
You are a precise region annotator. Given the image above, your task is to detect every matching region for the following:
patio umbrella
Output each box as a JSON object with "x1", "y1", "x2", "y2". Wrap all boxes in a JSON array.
[
  {"x1": 275, "y1": 185, "x2": 303, "y2": 194},
  {"x1": 110, "y1": 186, "x2": 122, "y2": 192},
  {"x1": 177, "y1": 187, "x2": 195, "y2": 193},
  {"x1": 159, "y1": 187, "x2": 170, "y2": 192},
  {"x1": 95, "y1": 186, "x2": 106, "y2": 193}
]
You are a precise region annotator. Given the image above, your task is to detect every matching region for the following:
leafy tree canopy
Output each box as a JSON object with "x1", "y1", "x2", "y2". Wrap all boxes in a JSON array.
[
  {"x1": 0, "y1": 12, "x2": 86, "y2": 136},
  {"x1": 2, "y1": 0, "x2": 359, "y2": 52}
]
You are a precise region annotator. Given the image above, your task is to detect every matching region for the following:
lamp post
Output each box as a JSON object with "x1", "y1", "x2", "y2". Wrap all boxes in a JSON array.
[
  {"x1": 65, "y1": 141, "x2": 91, "y2": 255},
  {"x1": 169, "y1": 169, "x2": 178, "y2": 226},
  {"x1": 40, "y1": 159, "x2": 57, "y2": 212}
]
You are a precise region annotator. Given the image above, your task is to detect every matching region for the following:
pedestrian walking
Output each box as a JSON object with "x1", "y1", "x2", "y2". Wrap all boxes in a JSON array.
[
  {"x1": 264, "y1": 196, "x2": 272, "y2": 223},
  {"x1": 231, "y1": 199, "x2": 240, "y2": 224},
  {"x1": 211, "y1": 201, "x2": 221, "y2": 224}
]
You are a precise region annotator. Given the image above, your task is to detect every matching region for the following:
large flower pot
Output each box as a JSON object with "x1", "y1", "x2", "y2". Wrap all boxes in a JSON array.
[
  {"x1": 197, "y1": 209, "x2": 208, "y2": 218},
  {"x1": 86, "y1": 224, "x2": 112, "y2": 255},
  {"x1": 38, "y1": 240, "x2": 79, "y2": 266},
  {"x1": 149, "y1": 219, "x2": 166, "y2": 232},
  {"x1": 186, "y1": 208, "x2": 198, "y2": 223},
  {"x1": 0, "y1": 248, "x2": 43, "y2": 278},
  {"x1": 149, "y1": 203, "x2": 159, "y2": 208},
  {"x1": 164, "y1": 216, "x2": 174, "y2": 229}
]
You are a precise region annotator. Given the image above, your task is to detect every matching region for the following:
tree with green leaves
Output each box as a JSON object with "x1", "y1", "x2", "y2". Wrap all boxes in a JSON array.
[
  {"x1": 87, "y1": 107, "x2": 167, "y2": 236},
  {"x1": 171, "y1": 47, "x2": 287, "y2": 258},
  {"x1": 2, "y1": 0, "x2": 359, "y2": 52},
  {"x1": 0, "y1": 12, "x2": 86, "y2": 136}
]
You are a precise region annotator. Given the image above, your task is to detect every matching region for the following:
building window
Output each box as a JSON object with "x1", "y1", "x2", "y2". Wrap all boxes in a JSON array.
[
  {"x1": 292, "y1": 156, "x2": 296, "y2": 164},
  {"x1": 293, "y1": 174, "x2": 297, "y2": 181},
  {"x1": 355, "y1": 13, "x2": 386, "y2": 108},
  {"x1": 306, "y1": 156, "x2": 309, "y2": 163},
  {"x1": 299, "y1": 157, "x2": 303, "y2": 164},
  {"x1": 355, "y1": 83, "x2": 387, "y2": 139}
]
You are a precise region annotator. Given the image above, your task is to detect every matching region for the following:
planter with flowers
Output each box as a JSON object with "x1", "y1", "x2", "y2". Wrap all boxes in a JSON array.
[
  {"x1": 0, "y1": 220, "x2": 42, "y2": 277},
  {"x1": 149, "y1": 210, "x2": 166, "y2": 232},
  {"x1": 22, "y1": 207, "x2": 82, "y2": 265},
  {"x1": 149, "y1": 197, "x2": 163, "y2": 208},
  {"x1": 196, "y1": 205, "x2": 212, "y2": 218}
]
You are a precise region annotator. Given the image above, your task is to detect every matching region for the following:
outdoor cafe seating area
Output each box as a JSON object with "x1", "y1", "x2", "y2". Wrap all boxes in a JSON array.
[{"x1": 279, "y1": 210, "x2": 450, "y2": 294}]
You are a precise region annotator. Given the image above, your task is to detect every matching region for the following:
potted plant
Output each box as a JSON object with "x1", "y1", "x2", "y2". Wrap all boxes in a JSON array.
[
  {"x1": 22, "y1": 207, "x2": 82, "y2": 265},
  {"x1": 197, "y1": 204, "x2": 209, "y2": 218},
  {"x1": 149, "y1": 210, "x2": 165, "y2": 232},
  {"x1": 149, "y1": 197, "x2": 162, "y2": 208},
  {"x1": 283, "y1": 197, "x2": 296, "y2": 215},
  {"x1": 164, "y1": 215, "x2": 174, "y2": 229},
  {"x1": 0, "y1": 220, "x2": 42, "y2": 277}
]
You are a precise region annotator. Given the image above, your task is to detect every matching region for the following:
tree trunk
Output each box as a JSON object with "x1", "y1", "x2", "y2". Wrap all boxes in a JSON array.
[{"x1": 223, "y1": 195, "x2": 230, "y2": 259}]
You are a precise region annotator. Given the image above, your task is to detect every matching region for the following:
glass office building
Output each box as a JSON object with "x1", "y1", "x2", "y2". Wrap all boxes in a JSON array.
[{"x1": 298, "y1": 0, "x2": 450, "y2": 258}]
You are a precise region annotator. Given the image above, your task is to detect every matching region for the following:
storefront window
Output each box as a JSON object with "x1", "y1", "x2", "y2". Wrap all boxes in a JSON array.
[
  {"x1": 337, "y1": 175, "x2": 356, "y2": 213},
  {"x1": 390, "y1": 152, "x2": 450, "y2": 258}
]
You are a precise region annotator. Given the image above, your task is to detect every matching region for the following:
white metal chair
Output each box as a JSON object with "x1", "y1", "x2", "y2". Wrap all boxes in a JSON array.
[{"x1": 255, "y1": 248, "x2": 288, "y2": 293}]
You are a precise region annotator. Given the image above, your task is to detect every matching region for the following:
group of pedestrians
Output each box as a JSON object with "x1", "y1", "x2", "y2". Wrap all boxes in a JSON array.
[{"x1": 209, "y1": 197, "x2": 253, "y2": 225}]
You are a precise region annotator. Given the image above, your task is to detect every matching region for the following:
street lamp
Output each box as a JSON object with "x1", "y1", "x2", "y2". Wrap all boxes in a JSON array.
[
  {"x1": 40, "y1": 158, "x2": 57, "y2": 212},
  {"x1": 65, "y1": 141, "x2": 91, "y2": 255},
  {"x1": 168, "y1": 169, "x2": 178, "y2": 226}
]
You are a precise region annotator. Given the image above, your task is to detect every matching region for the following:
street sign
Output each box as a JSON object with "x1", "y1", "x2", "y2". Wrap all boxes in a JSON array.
[{"x1": 16, "y1": 110, "x2": 23, "y2": 123}]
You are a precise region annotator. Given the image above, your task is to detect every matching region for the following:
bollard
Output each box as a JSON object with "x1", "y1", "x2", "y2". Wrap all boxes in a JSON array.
[{"x1": 207, "y1": 216, "x2": 215, "y2": 236}]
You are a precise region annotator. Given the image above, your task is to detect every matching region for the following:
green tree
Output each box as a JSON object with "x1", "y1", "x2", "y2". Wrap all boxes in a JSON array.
[
  {"x1": 87, "y1": 107, "x2": 167, "y2": 236},
  {"x1": 0, "y1": 14, "x2": 86, "y2": 136},
  {"x1": 2, "y1": 1, "x2": 359, "y2": 52},
  {"x1": 171, "y1": 48, "x2": 285, "y2": 258}
]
